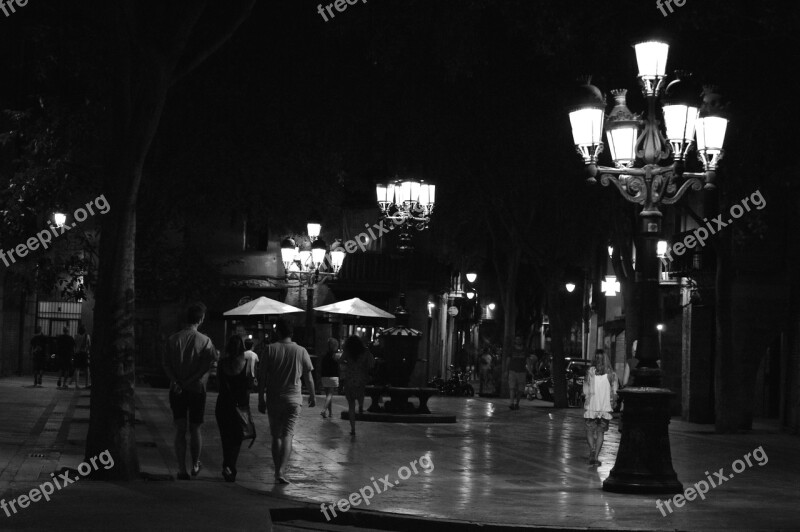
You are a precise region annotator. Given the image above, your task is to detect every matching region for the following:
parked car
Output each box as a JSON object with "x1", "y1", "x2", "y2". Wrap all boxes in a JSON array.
[{"x1": 565, "y1": 358, "x2": 592, "y2": 407}]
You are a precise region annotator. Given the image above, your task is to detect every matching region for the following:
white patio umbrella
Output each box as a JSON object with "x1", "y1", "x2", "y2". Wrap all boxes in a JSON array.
[
  {"x1": 223, "y1": 296, "x2": 304, "y2": 316},
  {"x1": 314, "y1": 297, "x2": 395, "y2": 318}
]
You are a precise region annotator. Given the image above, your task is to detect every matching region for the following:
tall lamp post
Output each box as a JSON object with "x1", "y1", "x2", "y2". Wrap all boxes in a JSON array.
[
  {"x1": 567, "y1": 40, "x2": 728, "y2": 494},
  {"x1": 280, "y1": 220, "x2": 346, "y2": 350}
]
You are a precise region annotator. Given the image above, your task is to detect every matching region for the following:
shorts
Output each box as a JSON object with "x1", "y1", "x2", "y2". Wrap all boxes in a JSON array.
[
  {"x1": 508, "y1": 371, "x2": 527, "y2": 391},
  {"x1": 267, "y1": 402, "x2": 301, "y2": 439},
  {"x1": 321, "y1": 377, "x2": 339, "y2": 390},
  {"x1": 57, "y1": 356, "x2": 72, "y2": 373},
  {"x1": 344, "y1": 385, "x2": 366, "y2": 402},
  {"x1": 74, "y1": 352, "x2": 89, "y2": 370},
  {"x1": 584, "y1": 417, "x2": 610, "y2": 434},
  {"x1": 33, "y1": 355, "x2": 47, "y2": 372},
  {"x1": 169, "y1": 389, "x2": 207, "y2": 425}
]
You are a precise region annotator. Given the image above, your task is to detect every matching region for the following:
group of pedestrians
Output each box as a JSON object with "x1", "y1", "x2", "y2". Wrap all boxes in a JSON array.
[
  {"x1": 163, "y1": 302, "x2": 372, "y2": 485},
  {"x1": 29, "y1": 324, "x2": 91, "y2": 388},
  {"x1": 318, "y1": 335, "x2": 375, "y2": 435}
]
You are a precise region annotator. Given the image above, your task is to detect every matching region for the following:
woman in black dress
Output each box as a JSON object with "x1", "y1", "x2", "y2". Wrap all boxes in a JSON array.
[{"x1": 216, "y1": 335, "x2": 250, "y2": 482}]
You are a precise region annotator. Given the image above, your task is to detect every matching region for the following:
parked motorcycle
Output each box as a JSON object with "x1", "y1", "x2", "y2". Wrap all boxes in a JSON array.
[
  {"x1": 533, "y1": 377, "x2": 554, "y2": 402},
  {"x1": 428, "y1": 365, "x2": 475, "y2": 397}
]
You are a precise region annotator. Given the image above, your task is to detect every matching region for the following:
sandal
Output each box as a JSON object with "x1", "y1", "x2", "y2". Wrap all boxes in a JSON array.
[{"x1": 320, "y1": 411, "x2": 327, "y2": 418}]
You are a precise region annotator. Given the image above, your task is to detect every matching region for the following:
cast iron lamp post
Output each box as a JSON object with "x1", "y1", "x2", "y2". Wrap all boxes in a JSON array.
[
  {"x1": 567, "y1": 40, "x2": 729, "y2": 494},
  {"x1": 376, "y1": 177, "x2": 436, "y2": 252},
  {"x1": 280, "y1": 220, "x2": 346, "y2": 350}
]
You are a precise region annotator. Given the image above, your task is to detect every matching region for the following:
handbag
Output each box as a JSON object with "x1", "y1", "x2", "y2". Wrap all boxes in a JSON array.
[
  {"x1": 235, "y1": 404, "x2": 257, "y2": 448},
  {"x1": 224, "y1": 364, "x2": 257, "y2": 448}
]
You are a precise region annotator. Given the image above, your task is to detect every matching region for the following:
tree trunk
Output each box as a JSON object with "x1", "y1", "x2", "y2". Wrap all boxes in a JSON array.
[
  {"x1": 86, "y1": 60, "x2": 171, "y2": 479},
  {"x1": 82, "y1": 2, "x2": 255, "y2": 479},
  {"x1": 497, "y1": 247, "x2": 521, "y2": 399},
  {"x1": 549, "y1": 283, "x2": 568, "y2": 408}
]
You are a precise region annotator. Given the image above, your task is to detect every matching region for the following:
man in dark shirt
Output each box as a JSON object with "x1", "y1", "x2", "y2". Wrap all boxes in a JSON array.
[
  {"x1": 56, "y1": 326, "x2": 75, "y2": 389},
  {"x1": 30, "y1": 326, "x2": 47, "y2": 387},
  {"x1": 163, "y1": 302, "x2": 218, "y2": 480},
  {"x1": 507, "y1": 336, "x2": 530, "y2": 410}
]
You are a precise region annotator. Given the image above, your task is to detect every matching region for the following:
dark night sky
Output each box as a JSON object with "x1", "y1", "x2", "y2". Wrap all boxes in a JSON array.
[{"x1": 1, "y1": 1, "x2": 797, "y2": 247}]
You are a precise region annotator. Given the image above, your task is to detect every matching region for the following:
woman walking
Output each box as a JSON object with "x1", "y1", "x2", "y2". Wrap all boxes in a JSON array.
[
  {"x1": 215, "y1": 335, "x2": 250, "y2": 482},
  {"x1": 320, "y1": 338, "x2": 341, "y2": 419},
  {"x1": 582, "y1": 349, "x2": 618, "y2": 466},
  {"x1": 340, "y1": 335, "x2": 374, "y2": 436}
]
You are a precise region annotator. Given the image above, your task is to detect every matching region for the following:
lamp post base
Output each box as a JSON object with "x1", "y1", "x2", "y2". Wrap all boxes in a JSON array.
[{"x1": 603, "y1": 387, "x2": 683, "y2": 494}]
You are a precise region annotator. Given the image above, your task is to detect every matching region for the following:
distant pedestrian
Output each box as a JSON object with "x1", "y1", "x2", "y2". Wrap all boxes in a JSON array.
[
  {"x1": 340, "y1": 335, "x2": 374, "y2": 436},
  {"x1": 243, "y1": 338, "x2": 259, "y2": 391},
  {"x1": 622, "y1": 340, "x2": 638, "y2": 387},
  {"x1": 73, "y1": 325, "x2": 91, "y2": 389},
  {"x1": 455, "y1": 346, "x2": 468, "y2": 373},
  {"x1": 507, "y1": 335, "x2": 528, "y2": 410},
  {"x1": 30, "y1": 326, "x2": 47, "y2": 387},
  {"x1": 55, "y1": 326, "x2": 75, "y2": 389},
  {"x1": 583, "y1": 349, "x2": 618, "y2": 466},
  {"x1": 492, "y1": 351, "x2": 503, "y2": 395},
  {"x1": 319, "y1": 338, "x2": 341, "y2": 419},
  {"x1": 478, "y1": 349, "x2": 492, "y2": 394},
  {"x1": 256, "y1": 318, "x2": 315, "y2": 484},
  {"x1": 163, "y1": 302, "x2": 218, "y2": 480},
  {"x1": 215, "y1": 335, "x2": 251, "y2": 482}
]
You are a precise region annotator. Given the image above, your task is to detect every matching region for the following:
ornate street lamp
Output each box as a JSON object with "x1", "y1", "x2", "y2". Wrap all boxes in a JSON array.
[
  {"x1": 565, "y1": 282, "x2": 576, "y2": 293},
  {"x1": 567, "y1": 39, "x2": 729, "y2": 495},
  {"x1": 376, "y1": 177, "x2": 435, "y2": 230},
  {"x1": 54, "y1": 212, "x2": 67, "y2": 228},
  {"x1": 280, "y1": 222, "x2": 344, "y2": 285},
  {"x1": 466, "y1": 272, "x2": 477, "y2": 284}
]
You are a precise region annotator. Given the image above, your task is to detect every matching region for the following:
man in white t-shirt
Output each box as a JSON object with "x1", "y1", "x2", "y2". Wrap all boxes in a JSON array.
[
  {"x1": 243, "y1": 338, "x2": 259, "y2": 388},
  {"x1": 257, "y1": 319, "x2": 315, "y2": 484}
]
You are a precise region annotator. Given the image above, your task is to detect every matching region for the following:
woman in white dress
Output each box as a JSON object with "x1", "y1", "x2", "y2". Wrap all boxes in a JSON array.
[{"x1": 583, "y1": 349, "x2": 618, "y2": 466}]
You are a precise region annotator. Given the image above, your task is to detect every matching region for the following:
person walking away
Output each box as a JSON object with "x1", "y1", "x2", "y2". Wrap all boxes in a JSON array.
[
  {"x1": 455, "y1": 346, "x2": 468, "y2": 374},
  {"x1": 583, "y1": 349, "x2": 618, "y2": 466},
  {"x1": 622, "y1": 340, "x2": 638, "y2": 388},
  {"x1": 478, "y1": 349, "x2": 492, "y2": 394},
  {"x1": 507, "y1": 335, "x2": 528, "y2": 410},
  {"x1": 256, "y1": 318, "x2": 315, "y2": 484},
  {"x1": 243, "y1": 338, "x2": 259, "y2": 391},
  {"x1": 492, "y1": 350, "x2": 503, "y2": 394},
  {"x1": 340, "y1": 335, "x2": 374, "y2": 436},
  {"x1": 30, "y1": 326, "x2": 47, "y2": 387},
  {"x1": 73, "y1": 325, "x2": 91, "y2": 389},
  {"x1": 320, "y1": 338, "x2": 341, "y2": 419},
  {"x1": 215, "y1": 335, "x2": 250, "y2": 482},
  {"x1": 163, "y1": 302, "x2": 218, "y2": 480},
  {"x1": 56, "y1": 326, "x2": 75, "y2": 389}
]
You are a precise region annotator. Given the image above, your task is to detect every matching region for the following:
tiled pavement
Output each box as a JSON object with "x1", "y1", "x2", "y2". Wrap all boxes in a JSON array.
[{"x1": 1, "y1": 374, "x2": 799, "y2": 531}]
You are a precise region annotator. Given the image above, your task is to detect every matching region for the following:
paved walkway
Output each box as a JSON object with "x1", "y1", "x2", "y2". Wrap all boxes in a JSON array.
[{"x1": 1, "y1": 375, "x2": 798, "y2": 531}]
